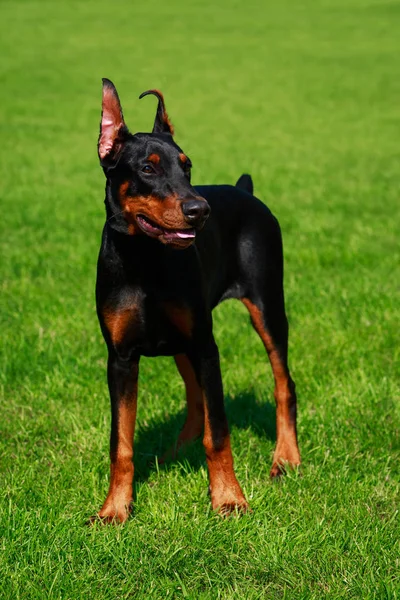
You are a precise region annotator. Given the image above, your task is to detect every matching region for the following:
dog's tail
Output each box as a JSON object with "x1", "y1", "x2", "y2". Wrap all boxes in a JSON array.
[{"x1": 235, "y1": 173, "x2": 253, "y2": 195}]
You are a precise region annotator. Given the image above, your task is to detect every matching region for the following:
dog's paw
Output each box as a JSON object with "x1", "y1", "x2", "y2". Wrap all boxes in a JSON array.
[
  {"x1": 86, "y1": 514, "x2": 120, "y2": 526},
  {"x1": 87, "y1": 499, "x2": 132, "y2": 525},
  {"x1": 270, "y1": 443, "x2": 301, "y2": 479},
  {"x1": 270, "y1": 459, "x2": 301, "y2": 480},
  {"x1": 217, "y1": 500, "x2": 250, "y2": 517},
  {"x1": 210, "y1": 486, "x2": 249, "y2": 517},
  {"x1": 270, "y1": 462, "x2": 286, "y2": 479}
]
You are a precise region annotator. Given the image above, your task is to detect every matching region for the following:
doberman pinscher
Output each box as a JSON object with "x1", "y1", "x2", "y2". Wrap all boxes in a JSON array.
[{"x1": 93, "y1": 79, "x2": 300, "y2": 523}]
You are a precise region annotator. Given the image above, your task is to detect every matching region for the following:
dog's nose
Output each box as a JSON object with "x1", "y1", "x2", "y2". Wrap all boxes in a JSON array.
[{"x1": 181, "y1": 199, "x2": 210, "y2": 224}]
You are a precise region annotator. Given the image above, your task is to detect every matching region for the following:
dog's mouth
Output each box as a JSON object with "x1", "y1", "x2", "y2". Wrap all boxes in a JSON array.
[{"x1": 136, "y1": 214, "x2": 196, "y2": 245}]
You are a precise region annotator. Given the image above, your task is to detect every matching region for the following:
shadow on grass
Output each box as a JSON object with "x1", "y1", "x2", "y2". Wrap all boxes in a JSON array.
[{"x1": 134, "y1": 391, "x2": 276, "y2": 484}]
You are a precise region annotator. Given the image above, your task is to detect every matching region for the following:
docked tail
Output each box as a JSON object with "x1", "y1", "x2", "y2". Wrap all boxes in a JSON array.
[{"x1": 235, "y1": 173, "x2": 253, "y2": 195}]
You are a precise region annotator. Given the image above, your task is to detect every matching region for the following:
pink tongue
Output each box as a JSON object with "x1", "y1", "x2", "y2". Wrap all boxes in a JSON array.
[
  {"x1": 163, "y1": 229, "x2": 195, "y2": 240},
  {"x1": 176, "y1": 230, "x2": 196, "y2": 239}
]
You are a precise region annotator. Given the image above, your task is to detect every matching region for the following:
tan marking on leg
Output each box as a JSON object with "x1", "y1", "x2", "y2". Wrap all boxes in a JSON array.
[
  {"x1": 203, "y1": 402, "x2": 248, "y2": 514},
  {"x1": 98, "y1": 397, "x2": 137, "y2": 524},
  {"x1": 241, "y1": 298, "x2": 300, "y2": 476},
  {"x1": 160, "y1": 354, "x2": 204, "y2": 463},
  {"x1": 103, "y1": 307, "x2": 137, "y2": 346},
  {"x1": 177, "y1": 355, "x2": 204, "y2": 444}
]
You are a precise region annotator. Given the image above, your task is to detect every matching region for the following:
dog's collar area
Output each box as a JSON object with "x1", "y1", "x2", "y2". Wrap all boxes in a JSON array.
[{"x1": 136, "y1": 214, "x2": 196, "y2": 241}]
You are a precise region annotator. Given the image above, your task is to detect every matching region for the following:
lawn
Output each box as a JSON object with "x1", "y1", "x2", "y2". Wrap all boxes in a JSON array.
[{"x1": 0, "y1": 0, "x2": 399, "y2": 598}]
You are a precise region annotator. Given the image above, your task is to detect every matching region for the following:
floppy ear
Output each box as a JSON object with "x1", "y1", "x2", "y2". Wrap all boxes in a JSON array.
[
  {"x1": 139, "y1": 89, "x2": 174, "y2": 135},
  {"x1": 98, "y1": 78, "x2": 129, "y2": 165}
]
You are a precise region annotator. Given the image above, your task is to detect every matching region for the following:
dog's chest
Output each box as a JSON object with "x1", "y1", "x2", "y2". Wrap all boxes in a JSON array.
[{"x1": 102, "y1": 292, "x2": 193, "y2": 358}]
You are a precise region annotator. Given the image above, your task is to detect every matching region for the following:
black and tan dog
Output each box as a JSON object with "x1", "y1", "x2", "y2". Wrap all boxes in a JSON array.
[{"x1": 93, "y1": 79, "x2": 300, "y2": 523}]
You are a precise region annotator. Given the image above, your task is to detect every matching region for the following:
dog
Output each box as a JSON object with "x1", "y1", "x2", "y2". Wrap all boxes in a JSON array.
[{"x1": 92, "y1": 78, "x2": 300, "y2": 523}]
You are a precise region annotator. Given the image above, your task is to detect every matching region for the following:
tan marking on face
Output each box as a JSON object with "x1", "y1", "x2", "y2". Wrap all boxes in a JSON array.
[
  {"x1": 179, "y1": 153, "x2": 188, "y2": 163},
  {"x1": 119, "y1": 181, "x2": 130, "y2": 206},
  {"x1": 118, "y1": 182, "x2": 186, "y2": 234},
  {"x1": 147, "y1": 153, "x2": 160, "y2": 164},
  {"x1": 164, "y1": 303, "x2": 193, "y2": 337}
]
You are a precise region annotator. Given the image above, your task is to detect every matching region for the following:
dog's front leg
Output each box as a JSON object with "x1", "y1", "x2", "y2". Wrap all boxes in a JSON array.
[
  {"x1": 193, "y1": 340, "x2": 249, "y2": 515},
  {"x1": 97, "y1": 352, "x2": 139, "y2": 523}
]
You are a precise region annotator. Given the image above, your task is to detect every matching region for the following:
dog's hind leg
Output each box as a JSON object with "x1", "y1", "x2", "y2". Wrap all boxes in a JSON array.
[
  {"x1": 174, "y1": 354, "x2": 205, "y2": 445},
  {"x1": 241, "y1": 289, "x2": 300, "y2": 477},
  {"x1": 160, "y1": 354, "x2": 205, "y2": 463}
]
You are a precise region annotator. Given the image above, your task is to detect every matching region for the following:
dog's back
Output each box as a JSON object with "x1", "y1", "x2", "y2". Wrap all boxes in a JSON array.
[{"x1": 194, "y1": 182, "x2": 283, "y2": 309}]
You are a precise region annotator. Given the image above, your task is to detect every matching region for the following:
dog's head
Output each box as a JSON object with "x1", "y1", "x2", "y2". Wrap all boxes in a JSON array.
[{"x1": 98, "y1": 79, "x2": 210, "y2": 249}]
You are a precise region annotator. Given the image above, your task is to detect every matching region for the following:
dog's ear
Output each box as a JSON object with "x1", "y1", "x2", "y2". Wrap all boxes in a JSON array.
[
  {"x1": 139, "y1": 89, "x2": 174, "y2": 136},
  {"x1": 98, "y1": 79, "x2": 129, "y2": 166}
]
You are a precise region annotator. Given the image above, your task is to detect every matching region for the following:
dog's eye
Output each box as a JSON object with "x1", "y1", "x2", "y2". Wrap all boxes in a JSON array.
[
  {"x1": 184, "y1": 163, "x2": 192, "y2": 176},
  {"x1": 142, "y1": 165, "x2": 154, "y2": 174}
]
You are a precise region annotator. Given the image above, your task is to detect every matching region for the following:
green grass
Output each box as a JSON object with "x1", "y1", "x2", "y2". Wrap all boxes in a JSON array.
[{"x1": 1, "y1": 0, "x2": 399, "y2": 597}]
